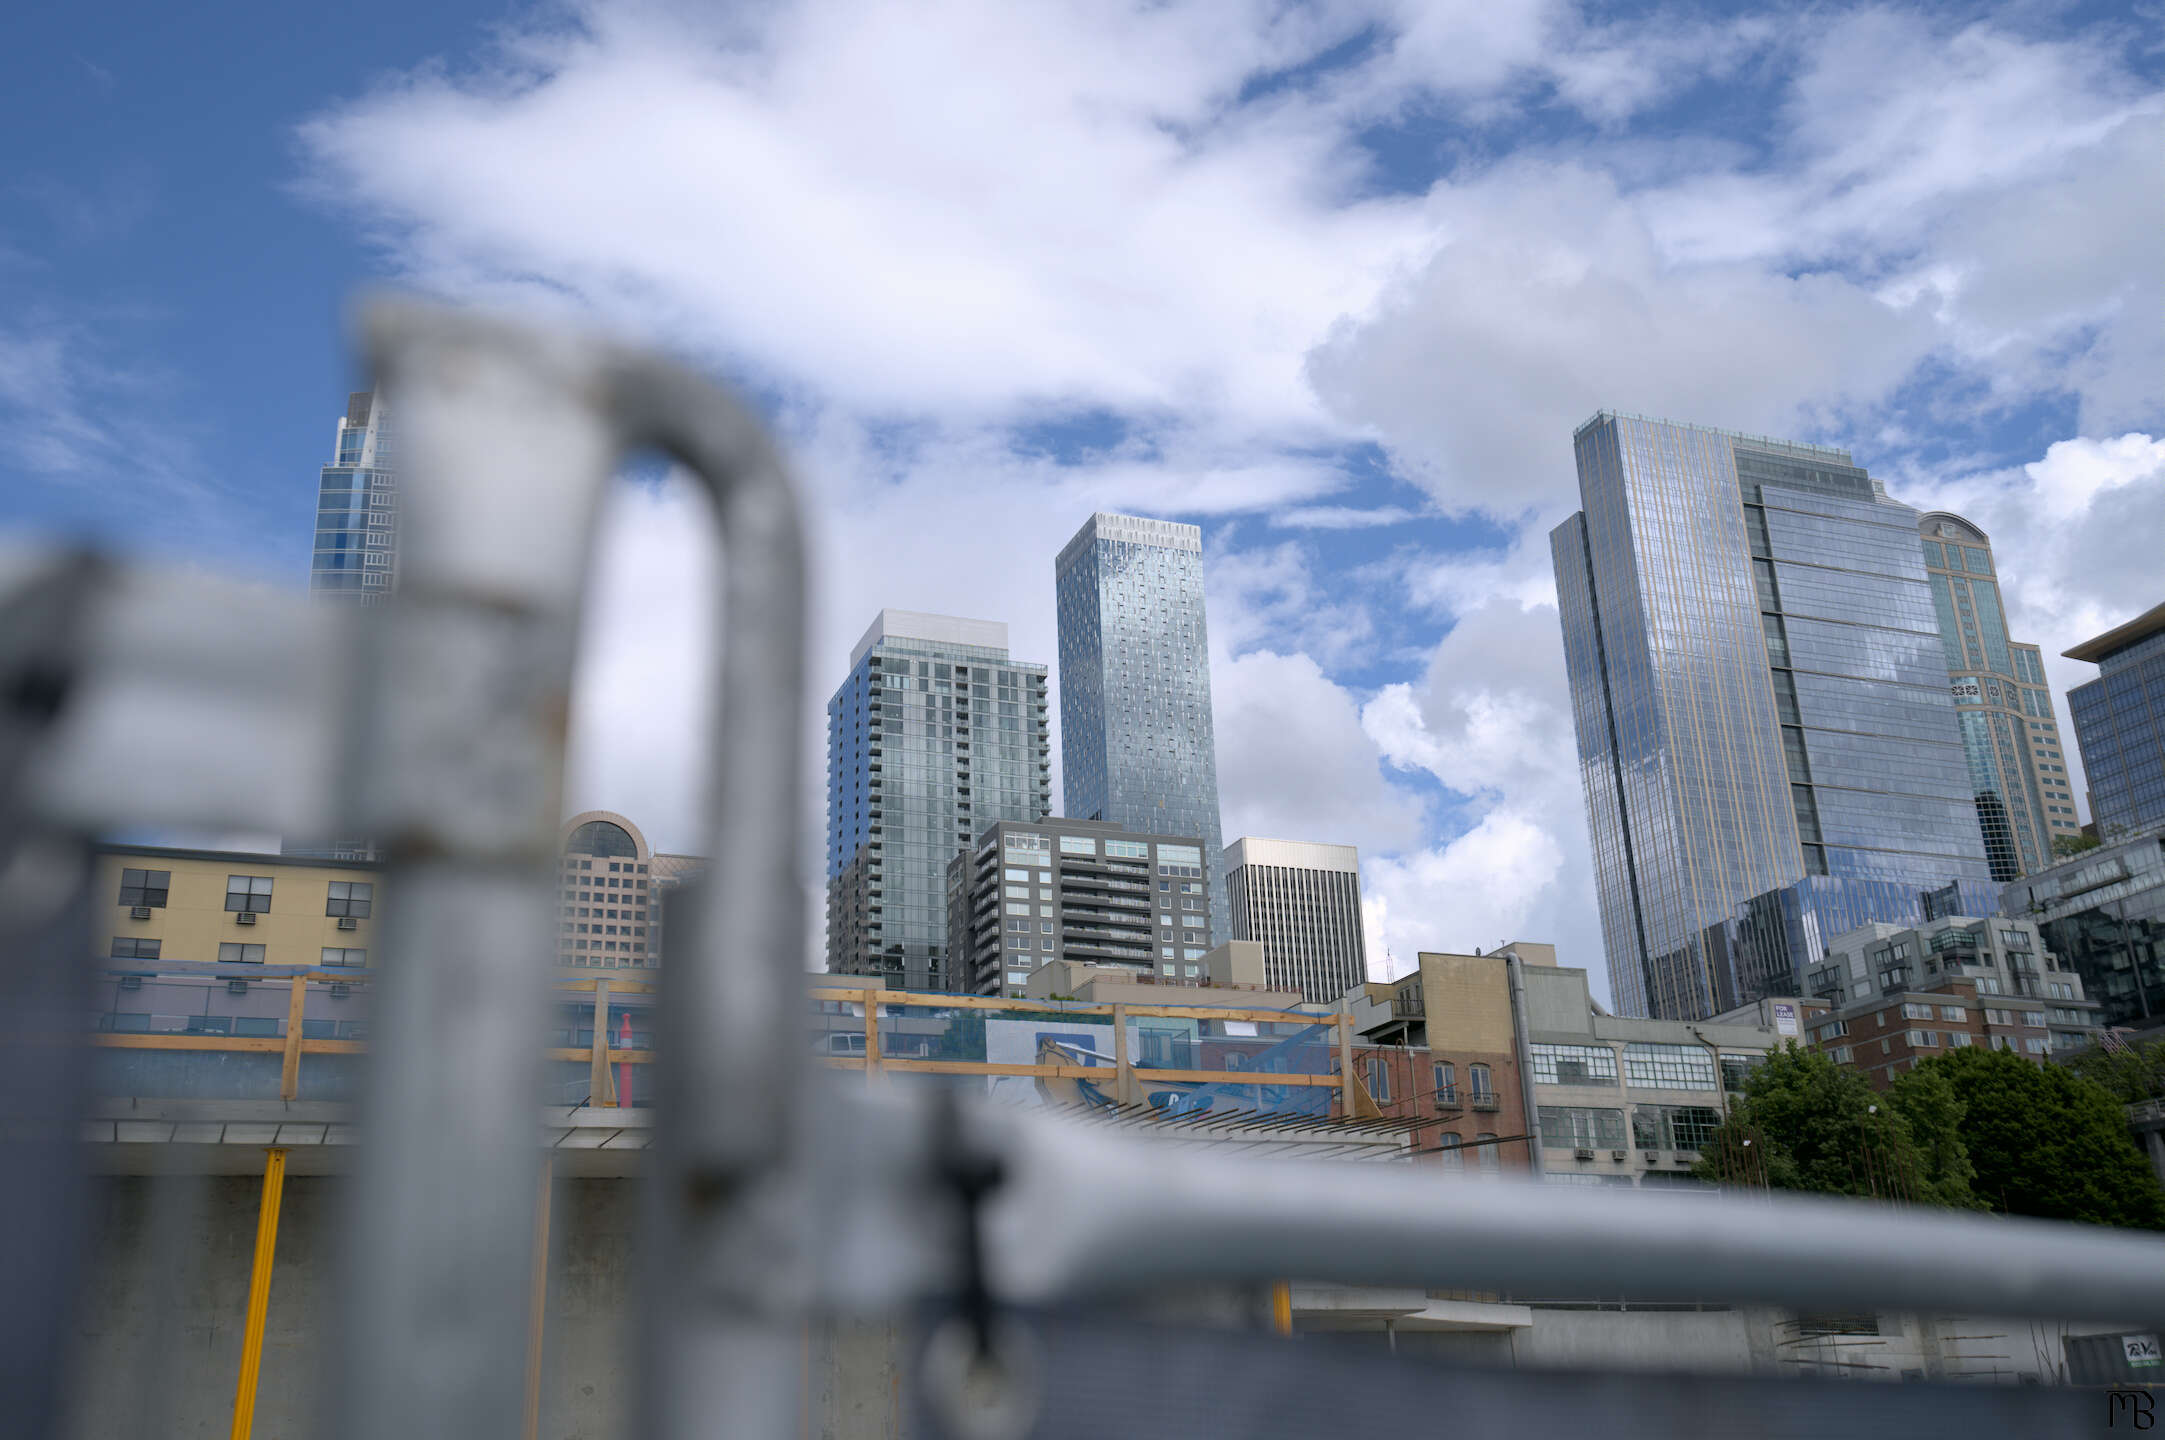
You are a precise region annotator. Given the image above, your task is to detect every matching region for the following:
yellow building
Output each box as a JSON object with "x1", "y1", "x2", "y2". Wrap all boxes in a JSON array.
[{"x1": 96, "y1": 845, "x2": 383, "y2": 972}]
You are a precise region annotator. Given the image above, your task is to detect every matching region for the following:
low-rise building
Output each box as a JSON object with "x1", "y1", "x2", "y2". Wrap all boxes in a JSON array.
[
  {"x1": 1796, "y1": 915, "x2": 2101, "y2": 1082},
  {"x1": 97, "y1": 843, "x2": 383, "y2": 975},
  {"x1": 946, "y1": 818, "x2": 1214, "y2": 996}
]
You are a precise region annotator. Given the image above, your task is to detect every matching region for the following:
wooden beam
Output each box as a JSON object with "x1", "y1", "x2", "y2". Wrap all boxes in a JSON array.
[
  {"x1": 589, "y1": 979, "x2": 613, "y2": 1107},
  {"x1": 863, "y1": 988, "x2": 882, "y2": 1079},
  {"x1": 278, "y1": 975, "x2": 307, "y2": 1101},
  {"x1": 228, "y1": 1147, "x2": 287, "y2": 1440},
  {"x1": 812, "y1": 1057, "x2": 1344, "y2": 1086},
  {"x1": 804, "y1": 986, "x2": 1331, "y2": 1026},
  {"x1": 1111, "y1": 1004, "x2": 1136, "y2": 1107}
]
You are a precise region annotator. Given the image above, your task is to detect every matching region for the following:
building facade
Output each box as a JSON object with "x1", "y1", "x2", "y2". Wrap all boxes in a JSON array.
[
  {"x1": 1919, "y1": 513, "x2": 2076, "y2": 876},
  {"x1": 308, "y1": 389, "x2": 397, "y2": 605},
  {"x1": 1552, "y1": 412, "x2": 1994, "y2": 1021},
  {"x1": 2002, "y1": 825, "x2": 2165, "y2": 1029},
  {"x1": 2064, "y1": 602, "x2": 2165, "y2": 839},
  {"x1": 1055, "y1": 513, "x2": 1229, "y2": 941},
  {"x1": 556, "y1": 810, "x2": 703, "y2": 970},
  {"x1": 1798, "y1": 916, "x2": 2099, "y2": 1084},
  {"x1": 96, "y1": 845, "x2": 382, "y2": 976},
  {"x1": 1225, "y1": 837, "x2": 1368, "y2": 1002},
  {"x1": 827, "y1": 612, "x2": 1051, "y2": 991},
  {"x1": 946, "y1": 817, "x2": 1212, "y2": 996}
]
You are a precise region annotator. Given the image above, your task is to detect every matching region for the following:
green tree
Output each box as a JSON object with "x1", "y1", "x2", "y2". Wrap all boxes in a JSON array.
[
  {"x1": 2051, "y1": 832, "x2": 2102, "y2": 859},
  {"x1": 1887, "y1": 1064, "x2": 1978, "y2": 1208},
  {"x1": 1695, "y1": 1043, "x2": 1967, "y2": 1205},
  {"x1": 1912, "y1": 1047, "x2": 2165, "y2": 1231},
  {"x1": 2062, "y1": 1036, "x2": 2165, "y2": 1106}
]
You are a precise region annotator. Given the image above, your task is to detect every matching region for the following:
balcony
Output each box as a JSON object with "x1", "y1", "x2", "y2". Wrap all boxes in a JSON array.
[
  {"x1": 1470, "y1": 1093, "x2": 1500, "y2": 1112},
  {"x1": 1434, "y1": 1088, "x2": 1462, "y2": 1112},
  {"x1": 1391, "y1": 992, "x2": 1425, "y2": 1019}
]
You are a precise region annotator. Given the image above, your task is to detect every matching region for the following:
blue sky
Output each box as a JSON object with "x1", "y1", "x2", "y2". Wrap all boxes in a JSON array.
[{"x1": 5, "y1": 0, "x2": 2160, "y2": 994}]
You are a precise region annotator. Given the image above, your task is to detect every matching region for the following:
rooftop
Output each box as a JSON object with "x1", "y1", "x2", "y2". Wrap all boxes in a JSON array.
[{"x1": 2063, "y1": 601, "x2": 2165, "y2": 665}]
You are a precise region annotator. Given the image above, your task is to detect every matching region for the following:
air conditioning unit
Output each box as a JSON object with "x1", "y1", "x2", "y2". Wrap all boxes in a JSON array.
[
  {"x1": 235, "y1": 911, "x2": 257, "y2": 926},
  {"x1": 129, "y1": 906, "x2": 152, "y2": 921},
  {"x1": 1610, "y1": 1150, "x2": 1628, "y2": 1162},
  {"x1": 330, "y1": 982, "x2": 352, "y2": 999},
  {"x1": 1574, "y1": 1147, "x2": 1595, "y2": 1162},
  {"x1": 119, "y1": 975, "x2": 143, "y2": 991},
  {"x1": 337, "y1": 916, "x2": 359, "y2": 931},
  {"x1": 227, "y1": 979, "x2": 250, "y2": 995}
]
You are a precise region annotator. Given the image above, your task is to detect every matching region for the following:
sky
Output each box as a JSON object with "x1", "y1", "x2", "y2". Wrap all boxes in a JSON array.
[{"x1": 4, "y1": 0, "x2": 2160, "y2": 1001}]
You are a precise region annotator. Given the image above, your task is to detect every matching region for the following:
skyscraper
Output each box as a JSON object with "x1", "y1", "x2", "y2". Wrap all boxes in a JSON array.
[
  {"x1": 1225, "y1": 837, "x2": 1368, "y2": 1002},
  {"x1": 1055, "y1": 512, "x2": 1228, "y2": 944},
  {"x1": 1919, "y1": 512, "x2": 2078, "y2": 875},
  {"x1": 2064, "y1": 602, "x2": 2165, "y2": 838},
  {"x1": 826, "y1": 611, "x2": 1050, "y2": 990},
  {"x1": 309, "y1": 390, "x2": 397, "y2": 604},
  {"x1": 1552, "y1": 413, "x2": 1994, "y2": 1020}
]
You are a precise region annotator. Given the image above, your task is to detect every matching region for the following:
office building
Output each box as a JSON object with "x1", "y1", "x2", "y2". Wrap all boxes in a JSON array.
[
  {"x1": 828, "y1": 612, "x2": 1050, "y2": 990},
  {"x1": 309, "y1": 389, "x2": 397, "y2": 604},
  {"x1": 1920, "y1": 513, "x2": 2076, "y2": 875},
  {"x1": 1796, "y1": 916, "x2": 2099, "y2": 1085},
  {"x1": 1225, "y1": 837, "x2": 1368, "y2": 1001},
  {"x1": 946, "y1": 817, "x2": 1212, "y2": 996},
  {"x1": 2064, "y1": 602, "x2": 2165, "y2": 839},
  {"x1": 1056, "y1": 513, "x2": 1229, "y2": 940},
  {"x1": 2003, "y1": 825, "x2": 2165, "y2": 1029},
  {"x1": 1551, "y1": 413, "x2": 1994, "y2": 1021},
  {"x1": 556, "y1": 809, "x2": 703, "y2": 970}
]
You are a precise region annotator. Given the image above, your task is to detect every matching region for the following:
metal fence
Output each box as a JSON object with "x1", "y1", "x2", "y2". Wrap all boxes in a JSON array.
[{"x1": 4, "y1": 302, "x2": 2162, "y2": 1440}]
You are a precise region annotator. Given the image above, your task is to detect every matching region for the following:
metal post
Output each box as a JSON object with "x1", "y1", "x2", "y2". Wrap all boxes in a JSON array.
[
  {"x1": 230, "y1": 1147, "x2": 289, "y2": 1440},
  {"x1": 523, "y1": 1157, "x2": 553, "y2": 1440}
]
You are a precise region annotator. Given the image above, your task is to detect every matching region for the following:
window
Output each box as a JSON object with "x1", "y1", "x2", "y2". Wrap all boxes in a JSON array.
[
  {"x1": 1058, "y1": 835, "x2": 1097, "y2": 856},
  {"x1": 326, "y1": 881, "x2": 373, "y2": 918},
  {"x1": 218, "y1": 943, "x2": 266, "y2": 965},
  {"x1": 225, "y1": 875, "x2": 274, "y2": 913},
  {"x1": 1469, "y1": 1063, "x2": 1493, "y2": 1098},
  {"x1": 1902, "y1": 1003, "x2": 1935, "y2": 1020},
  {"x1": 1720, "y1": 1053, "x2": 1764, "y2": 1091},
  {"x1": 1433, "y1": 1062, "x2": 1456, "y2": 1103},
  {"x1": 1945, "y1": 1032, "x2": 1972, "y2": 1048},
  {"x1": 1938, "y1": 1006, "x2": 1967, "y2": 1022},
  {"x1": 109, "y1": 937, "x2": 161, "y2": 960},
  {"x1": 1530, "y1": 1043, "x2": 1616, "y2": 1085},
  {"x1": 1437, "y1": 1134, "x2": 1464, "y2": 1171},
  {"x1": 1476, "y1": 1134, "x2": 1500, "y2": 1173},
  {"x1": 1908, "y1": 1030, "x2": 1935, "y2": 1047},
  {"x1": 320, "y1": 948, "x2": 367, "y2": 968},
  {"x1": 1364, "y1": 1057, "x2": 1391, "y2": 1103},
  {"x1": 2024, "y1": 1037, "x2": 2049, "y2": 1055},
  {"x1": 118, "y1": 868, "x2": 170, "y2": 908},
  {"x1": 1537, "y1": 1106, "x2": 1625, "y2": 1149},
  {"x1": 1622, "y1": 1043, "x2": 1716, "y2": 1089},
  {"x1": 1976, "y1": 977, "x2": 2002, "y2": 995},
  {"x1": 1633, "y1": 1105, "x2": 1723, "y2": 1153}
]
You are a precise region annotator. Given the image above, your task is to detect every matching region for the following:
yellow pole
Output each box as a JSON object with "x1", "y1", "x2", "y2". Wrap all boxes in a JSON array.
[
  {"x1": 230, "y1": 1147, "x2": 289, "y2": 1440},
  {"x1": 1271, "y1": 1282, "x2": 1293, "y2": 1336},
  {"x1": 523, "y1": 1156, "x2": 554, "y2": 1440}
]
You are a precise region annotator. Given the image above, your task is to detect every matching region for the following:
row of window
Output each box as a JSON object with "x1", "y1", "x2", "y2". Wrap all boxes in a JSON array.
[
  {"x1": 116, "y1": 868, "x2": 374, "y2": 919},
  {"x1": 106, "y1": 937, "x2": 367, "y2": 967},
  {"x1": 1359, "y1": 1058, "x2": 1495, "y2": 1105},
  {"x1": 1537, "y1": 1104, "x2": 1723, "y2": 1153},
  {"x1": 100, "y1": 1014, "x2": 370, "y2": 1039},
  {"x1": 1527, "y1": 1041, "x2": 1754, "y2": 1092}
]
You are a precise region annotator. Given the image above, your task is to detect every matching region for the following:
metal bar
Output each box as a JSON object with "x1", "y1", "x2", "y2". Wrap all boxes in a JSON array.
[
  {"x1": 983, "y1": 1110, "x2": 2165, "y2": 1326},
  {"x1": 229, "y1": 1147, "x2": 289, "y2": 1440},
  {"x1": 279, "y1": 975, "x2": 307, "y2": 1101}
]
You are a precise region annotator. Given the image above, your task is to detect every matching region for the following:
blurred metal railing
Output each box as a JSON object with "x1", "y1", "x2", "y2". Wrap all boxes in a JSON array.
[{"x1": 3, "y1": 302, "x2": 2162, "y2": 1440}]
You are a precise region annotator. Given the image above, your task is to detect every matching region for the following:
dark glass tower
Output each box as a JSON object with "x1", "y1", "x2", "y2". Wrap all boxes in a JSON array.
[
  {"x1": 2065, "y1": 603, "x2": 2165, "y2": 838},
  {"x1": 1552, "y1": 413, "x2": 1995, "y2": 1019},
  {"x1": 1055, "y1": 513, "x2": 1229, "y2": 947}
]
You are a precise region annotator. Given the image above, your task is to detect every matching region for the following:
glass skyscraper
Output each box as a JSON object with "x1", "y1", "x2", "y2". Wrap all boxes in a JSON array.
[
  {"x1": 826, "y1": 611, "x2": 1050, "y2": 991},
  {"x1": 2065, "y1": 603, "x2": 2165, "y2": 838},
  {"x1": 1919, "y1": 512, "x2": 2078, "y2": 876},
  {"x1": 1055, "y1": 513, "x2": 1229, "y2": 947},
  {"x1": 1552, "y1": 413, "x2": 1994, "y2": 1020},
  {"x1": 308, "y1": 390, "x2": 397, "y2": 604}
]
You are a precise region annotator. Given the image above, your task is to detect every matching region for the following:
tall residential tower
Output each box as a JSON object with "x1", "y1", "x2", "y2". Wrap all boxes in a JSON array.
[
  {"x1": 826, "y1": 611, "x2": 1050, "y2": 990},
  {"x1": 1055, "y1": 513, "x2": 1229, "y2": 944},
  {"x1": 1919, "y1": 512, "x2": 2078, "y2": 875},
  {"x1": 309, "y1": 390, "x2": 397, "y2": 604},
  {"x1": 1225, "y1": 837, "x2": 1368, "y2": 1002},
  {"x1": 1551, "y1": 413, "x2": 1994, "y2": 1020}
]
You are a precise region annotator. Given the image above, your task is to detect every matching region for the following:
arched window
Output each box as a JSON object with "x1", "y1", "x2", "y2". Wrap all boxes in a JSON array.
[
  {"x1": 1364, "y1": 1056, "x2": 1390, "y2": 1103},
  {"x1": 567, "y1": 821, "x2": 637, "y2": 858},
  {"x1": 1475, "y1": 1132, "x2": 1500, "y2": 1173},
  {"x1": 1437, "y1": 1133, "x2": 1463, "y2": 1171},
  {"x1": 1469, "y1": 1063, "x2": 1493, "y2": 1098},
  {"x1": 1433, "y1": 1061, "x2": 1456, "y2": 1104}
]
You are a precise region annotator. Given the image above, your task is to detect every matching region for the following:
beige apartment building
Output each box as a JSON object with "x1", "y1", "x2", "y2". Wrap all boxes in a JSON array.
[{"x1": 96, "y1": 845, "x2": 382, "y2": 973}]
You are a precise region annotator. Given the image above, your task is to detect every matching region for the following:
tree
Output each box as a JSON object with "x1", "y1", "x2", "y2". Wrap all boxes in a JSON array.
[
  {"x1": 1695, "y1": 1043, "x2": 1970, "y2": 1206},
  {"x1": 2063, "y1": 1035, "x2": 2165, "y2": 1106},
  {"x1": 1911, "y1": 1047, "x2": 2165, "y2": 1231},
  {"x1": 2051, "y1": 832, "x2": 2102, "y2": 859},
  {"x1": 1887, "y1": 1064, "x2": 1977, "y2": 1208}
]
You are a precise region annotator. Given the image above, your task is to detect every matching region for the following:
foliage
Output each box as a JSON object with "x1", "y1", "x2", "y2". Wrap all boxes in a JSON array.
[
  {"x1": 2062, "y1": 1036, "x2": 2165, "y2": 1106},
  {"x1": 1912, "y1": 1047, "x2": 2165, "y2": 1231},
  {"x1": 2051, "y1": 832, "x2": 2103, "y2": 859},
  {"x1": 1694, "y1": 1043, "x2": 1970, "y2": 1206},
  {"x1": 1886, "y1": 1064, "x2": 1977, "y2": 1207}
]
